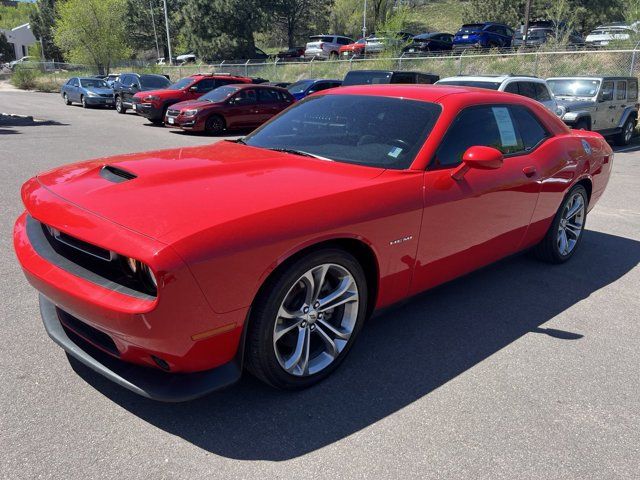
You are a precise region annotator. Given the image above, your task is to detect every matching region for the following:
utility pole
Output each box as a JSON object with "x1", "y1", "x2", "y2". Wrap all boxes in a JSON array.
[
  {"x1": 522, "y1": 0, "x2": 532, "y2": 48},
  {"x1": 362, "y1": 0, "x2": 367, "y2": 39},
  {"x1": 162, "y1": 0, "x2": 173, "y2": 65},
  {"x1": 150, "y1": 0, "x2": 161, "y2": 59}
]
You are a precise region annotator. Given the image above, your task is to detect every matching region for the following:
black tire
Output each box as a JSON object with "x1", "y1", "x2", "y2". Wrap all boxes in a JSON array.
[
  {"x1": 205, "y1": 114, "x2": 226, "y2": 135},
  {"x1": 81, "y1": 95, "x2": 88, "y2": 108},
  {"x1": 115, "y1": 95, "x2": 127, "y2": 114},
  {"x1": 63, "y1": 93, "x2": 71, "y2": 105},
  {"x1": 533, "y1": 184, "x2": 588, "y2": 264},
  {"x1": 246, "y1": 249, "x2": 368, "y2": 389},
  {"x1": 615, "y1": 117, "x2": 635, "y2": 146},
  {"x1": 574, "y1": 119, "x2": 590, "y2": 131}
]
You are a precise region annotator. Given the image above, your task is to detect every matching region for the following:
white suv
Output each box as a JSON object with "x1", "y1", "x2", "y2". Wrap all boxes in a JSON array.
[
  {"x1": 436, "y1": 75, "x2": 560, "y2": 114},
  {"x1": 305, "y1": 35, "x2": 354, "y2": 60}
]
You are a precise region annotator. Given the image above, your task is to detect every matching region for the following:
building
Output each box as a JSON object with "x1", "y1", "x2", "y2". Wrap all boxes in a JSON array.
[{"x1": 0, "y1": 23, "x2": 38, "y2": 60}]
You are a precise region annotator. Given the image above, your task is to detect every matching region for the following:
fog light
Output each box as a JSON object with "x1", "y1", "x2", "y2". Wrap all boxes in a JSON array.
[{"x1": 151, "y1": 355, "x2": 170, "y2": 371}]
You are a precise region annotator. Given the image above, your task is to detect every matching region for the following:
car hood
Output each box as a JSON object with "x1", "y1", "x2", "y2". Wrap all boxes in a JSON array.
[
  {"x1": 170, "y1": 99, "x2": 218, "y2": 111},
  {"x1": 34, "y1": 141, "x2": 385, "y2": 243},
  {"x1": 556, "y1": 98, "x2": 596, "y2": 111},
  {"x1": 86, "y1": 87, "x2": 114, "y2": 95},
  {"x1": 134, "y1": 88, "x2": 182, "y2": 100}
]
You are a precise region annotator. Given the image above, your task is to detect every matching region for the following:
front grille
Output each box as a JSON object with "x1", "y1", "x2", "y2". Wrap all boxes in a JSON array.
[
  {"x1": 57, "y1": 308, "x2": 120, "y2": 356},
  {"x1": 167, "y1": 109, "x2": 180, "y2": 116},
  {"x1": 99, "y1": 93, "x2": 113, "y2": 98},
  {"x1": 46, "y1": 225, "x2": 113, "y2": 261}
]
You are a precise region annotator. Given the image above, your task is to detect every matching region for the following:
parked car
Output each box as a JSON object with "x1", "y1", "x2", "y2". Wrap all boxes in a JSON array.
[
  {"x1": 102, "y1": 74, "x2": 121, "y2": 88},
  {"x1": 61, "y1": 77, "x2": 114, "y2": 108},
  {"x1": 402, "y1": 32, "x2": 454, "y2": 55},
  {"x1": 305, "y1": 34, "x2": 354, "y2": 60},
  {"x1": 165, "y1": 84, "x2": 295, "y2": 134},
  {"x1": 113, "y1": 73, "x2": 172, "y2": 114},
  {"x1": 265, "y1": 81, "x2": 292, "y2": 88},
  {"x1": 585, "y1": 23, "x2": 637, "y2": 47},
  {"x1": 339, "y1": 38, "x2": 368, "y2": 59},
  {"x1": 437, "y1": 75, "x2": 559, "y2": 114},
  {"x1": 364, "y1": 32, "x2": 414, "y2": 55},
  {"x1": 9, "y1": 56, "x2": 35, "y2": 70},
  {"x1": 287, "y1": 78, "x2": 342, "y2": 100},
  {"x1": 156, "y1": 57, "x2": 178, "y2": 65},
  {"x1": 131, "y1": 73, "x2": 253, "y2": 124},
  {"x1": 342, "y1": 70, "x2": 439, "y2": 86},
  {"x1": 513, "y1": 21, "x2": 584, "y2": 48},
  {"x1": 453, "y1": 22, "x2": 514, "y2": 50},
  {"x1": 176, "y1": 53, "x2": 197, "y2": 64},
  {"x1": 15, "y1": 84, "x2": 612, "y2": 401},
  {"x1": 277, "y1": 47, "x2": 305, "y2": 60},
  {"x1": 547, "y1": 76, "x2": 638, "y2": 145}
]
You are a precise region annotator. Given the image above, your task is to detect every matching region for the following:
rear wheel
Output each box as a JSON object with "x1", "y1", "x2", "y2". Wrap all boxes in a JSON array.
[
  {"x1": 533, "y1": 185, "x2": 588, "y2": 264},
  {"x1": 246, "y1": 249, "x2": 368, "y2": 389},
  {"x1": 616, "y1": 117, "x2": 635, "y2": 145},
  {"x1": 63, "y1": 93, "x2": 71, "y2": 105},
  {"x1": 574, "y1": 119, "x2": 590, "y2": 131},
  {"x1": 115, "y1": 95, "x2": 127, "y2": 114},
  {"x1": 205, "y1": 114, "x2": 226, "y2": 135}
]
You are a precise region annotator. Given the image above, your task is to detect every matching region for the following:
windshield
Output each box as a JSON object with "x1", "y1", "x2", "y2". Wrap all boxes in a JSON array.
[
  {"x1": 168, "y1": 77, "x2": 195, "y2": 90},
  {"x1": 244, "y1": 94, "x2": 441, "y2": 169},
  {"x1": 200, "y1": 85, "x2": 239, "y2": 102},
  {"x1": 342, "y1": 71, "x2": 392, "y2": 86},
  {"x1": 287, "y1": 80, "x2": 315, "y2": 94},
  {"x1": 548, "y1": 79, "x2": 600, "y2": 97},
  {"x1": 459, "y1": 24, "x2": 484, "y2": 34},
  {"x1": 140, "y1": 75, "x2": 171, "y2": 89},
  {"x1": 80, "y1": 79, "x2": 108, "y2": 89},
  {"x1": 436, "y1": 80, "x2": 501, "y2": 90}
]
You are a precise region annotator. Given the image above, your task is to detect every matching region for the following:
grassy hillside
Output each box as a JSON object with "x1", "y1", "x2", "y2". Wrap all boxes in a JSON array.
[{"x1": 409, "y1": 0, "x2": 467, "y2": 35}]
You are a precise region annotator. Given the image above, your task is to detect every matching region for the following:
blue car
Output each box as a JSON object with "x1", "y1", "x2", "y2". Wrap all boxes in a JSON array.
[
  {"x1": 61, "y1": 77, "x2": 115, "y2": 108},
  {"x1": 286, "y1": 78, "x2": 342, "y2": 101},
  {"x1": 453, "y1": 22, "x2": 514, "y2": 51}
]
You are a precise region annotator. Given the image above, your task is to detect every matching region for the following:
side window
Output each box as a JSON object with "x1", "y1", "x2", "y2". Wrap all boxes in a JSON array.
[
  {"x1": 258, "y1": 88, "x2": 280, "y2": 103},
  {"x1": 337, "y1": 37, "x2": 351, "y2": 45},
  {"x1": 504, "y1": 82, "x2": 519, "y2": 94},
  {"x1": 510, "y1": 105, "x2": 548, "y2": 150},
  {"x1": 629, "y1": 80, "x2": 638, "y2": 100},
  {"x1": 390, "y1": 73, "x2": 415, "y2": 83},
  {"x1": 67, "y1": 78, "x2": 76, "y2": 86},
  {"x1": 535, "y1": 83, "x2": 551, "y2": 101},
  {"x1": 233, "y1": 89, "x2": 257, "y2": 105},
  {"x1": 518, "y1": 82, "x2": 538, "y2": 99},
  {"x1": 616, "y1": 81, "x2": 627, "y2": 100},
  {"x1": 600, "y1": 81, "x2": 614, "y2": 101},
  {"x1": 312, "y1": 83, "x2": 331, "y2": 92},
  {"x1": 194, "y1": 78, "x2": 217, "y2": 92},
  {"x1": 416, "y1": 74, "x2": 431, "y2": 84},
  {"x1": 432, "y1": 106, "x2": 522, "y2": 168}
]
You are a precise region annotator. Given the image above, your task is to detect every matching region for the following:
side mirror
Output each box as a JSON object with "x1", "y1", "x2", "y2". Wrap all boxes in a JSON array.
[{"x1": 451, "y1": 146, "x2": 503, "y2": 180}]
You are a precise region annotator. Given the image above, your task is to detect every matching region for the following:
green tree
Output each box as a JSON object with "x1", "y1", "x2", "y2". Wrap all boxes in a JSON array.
[
  {"x1": 53, "y1": 0, "x2": 130, "y2": 73},
  {"x1": 0, "y1": 31, "x2": 14, "y2": 62},
  {"x1": 29, "y1": 0, "x2": 63, "y2": 61},
  {"x1": 124, "y1": 0, "x2": 184, "y2": 59},
  {"x1": 329, "y1": 0, "x2": 396, "y2": 39},
  {"x1": 180, "y1": 0, "x2": 265, "y2": 60},
  {"x1": 268, "y1": 0, "x2": 332, "y2": 48}
]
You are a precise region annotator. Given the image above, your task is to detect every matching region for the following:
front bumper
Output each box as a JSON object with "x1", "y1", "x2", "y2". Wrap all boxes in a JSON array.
[
  {"x1": 85, "y1": 96, "x2": 114, "y2": 105},
  {"x1": 132, "y1": 102, "x2": 164, "y2": 121},
  {"x1": 164, "y1": 113, "x2": 203, "y2": 131},
  {"x1": 40, "y1": 295, "x2": 241, "y2": 402}
]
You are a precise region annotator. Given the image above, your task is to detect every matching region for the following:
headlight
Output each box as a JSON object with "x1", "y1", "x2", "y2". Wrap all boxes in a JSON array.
[
  {"x1": 86, "y1": 91, "x2": 98, "y2": 97},
  {"x1": 183, "y1": 109, "x2": 198, "y2": 117},
  {"x1": 143, "y1": 95, "x2": 160, "y2": 102},
  {"x1": 556, "y1": 105, "x2": 566, "y2": 117}
]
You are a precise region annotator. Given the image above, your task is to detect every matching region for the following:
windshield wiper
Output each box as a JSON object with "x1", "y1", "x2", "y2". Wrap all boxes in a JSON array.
[
  {"x1": 266, "y1": 148, "x2": 333, "y2": 161},
  {"x1": 235, "y1": 138, "x2": 246, "y2": 144}
]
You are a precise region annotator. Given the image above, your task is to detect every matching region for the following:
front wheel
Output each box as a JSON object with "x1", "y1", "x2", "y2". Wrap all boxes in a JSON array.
[
  {"x1": 81, "y1": 96, "x2": 88, "y2": 108},
  {"x1": 115, "y1": 96, "x2": 127, "y2": 114},
  {"x1": 246, "y1": 249, "x2": 368, "y2": 389},
  {"x1": 533, "y1": 185, "x2": 588, "y2": 263},
  {"x1": 205, "y1": 114, "x2": 225, "y2": 135}
]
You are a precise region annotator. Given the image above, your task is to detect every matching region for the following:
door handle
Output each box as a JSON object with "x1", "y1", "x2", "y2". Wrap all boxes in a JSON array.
[
  {"x1": 523, "y1": 165, "x2": 537, "y2": 177},
  {"x1": 608, "y1": 105, "x2": 617, "y2": 109}
]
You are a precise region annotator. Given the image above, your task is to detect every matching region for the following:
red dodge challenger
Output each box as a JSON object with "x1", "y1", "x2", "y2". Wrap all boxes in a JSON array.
[{"x1": 14, "y1": 85, "x2": 612, "y2": 401}]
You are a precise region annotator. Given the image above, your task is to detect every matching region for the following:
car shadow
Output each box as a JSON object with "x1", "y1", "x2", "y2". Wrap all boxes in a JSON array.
[
  {"x1": 69, "y1": 230, "x2": 640, "y2": 461},
  {"x1": 0, "y1": 115, "x2": 68, "y2": 134}
]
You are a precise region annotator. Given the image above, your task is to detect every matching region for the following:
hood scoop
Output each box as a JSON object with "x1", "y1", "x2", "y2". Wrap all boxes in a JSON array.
[{"x1": 100, "y1": 165, "x2": 137, "y2": 183}]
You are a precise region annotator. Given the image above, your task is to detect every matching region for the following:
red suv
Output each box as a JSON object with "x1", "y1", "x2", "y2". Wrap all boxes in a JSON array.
[
  {"x1": 132, "y1": 73, "x2": 253, "y2": 124},
  {"x1": 165, "y1": 84, "x2": 295, "y2": 134}
]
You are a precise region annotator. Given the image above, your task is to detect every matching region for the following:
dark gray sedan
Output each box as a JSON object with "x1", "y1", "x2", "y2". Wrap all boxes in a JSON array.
[{"x1": 61, "y1": 77, "x2": 115, "y2": 108}]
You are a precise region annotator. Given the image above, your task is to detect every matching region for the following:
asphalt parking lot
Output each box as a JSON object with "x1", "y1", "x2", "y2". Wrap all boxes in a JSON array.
[{"x1": 1, "y1": 88, "x2": 639, "y2": 479}]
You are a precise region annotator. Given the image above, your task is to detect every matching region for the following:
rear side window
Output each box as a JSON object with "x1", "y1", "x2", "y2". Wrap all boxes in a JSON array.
[
  {"x1": 616, "y1": 81, "x2": 627, "y2": 100},
  {"x1": 337, "y1": 37, "x2": 351, "y2": 45},
  {"x1": 535, "y1": 83, "x2": 551, "y2": 101},
  {"x1": 391, "y1": 72, "x2": 416, "y2": 83},
  {"x1": 193, "y1": 78, "x2": 216, "y2": 92},
  {"x1": 629, "y1": 80, "x2": 638, "y2": 100},
  {"x1": 517, "y1": 82, "x2": 538, "y2": 99},
  {"x1": 258, "y1": 88, "x2": 281, "y2": 103},
  {"x1": 432, "y1": 105, "x2": 547, "y2": 168}
]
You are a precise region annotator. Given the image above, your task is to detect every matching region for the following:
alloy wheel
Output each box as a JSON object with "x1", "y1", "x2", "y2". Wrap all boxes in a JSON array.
[
  {"x1": 624, "y1": 120, "x2": 634, "y2": 143},
  {"x1": 272, "y1": 263, "x2": 359, "y2": 377},
  {"x1": 557, "y1": 191, "x2": 585, "y2": 256}
]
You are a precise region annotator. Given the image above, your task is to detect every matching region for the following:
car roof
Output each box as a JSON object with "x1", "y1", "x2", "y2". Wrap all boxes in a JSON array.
[
  {"x1": 320, "y1": 84, "x2": 516, "y2": 103},
  {"x1": 439, "y1": 75, "x2": 545, "y2": 83},
  {"x1": 547, "y1": 76, "x2": 636, "y2": 81},
  {"x1": 414, "y1": 32, "x2": 448, "y2": 39}
]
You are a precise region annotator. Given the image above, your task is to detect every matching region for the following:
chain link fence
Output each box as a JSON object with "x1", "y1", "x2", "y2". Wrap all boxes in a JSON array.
[{"x1": 5, "y1": 49, "x2": 640, "y2": 91}]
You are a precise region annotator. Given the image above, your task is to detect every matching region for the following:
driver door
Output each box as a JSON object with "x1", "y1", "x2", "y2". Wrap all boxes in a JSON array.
[{"x1": 410, "y1": 104, "x2": 545, "y2": 294}]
